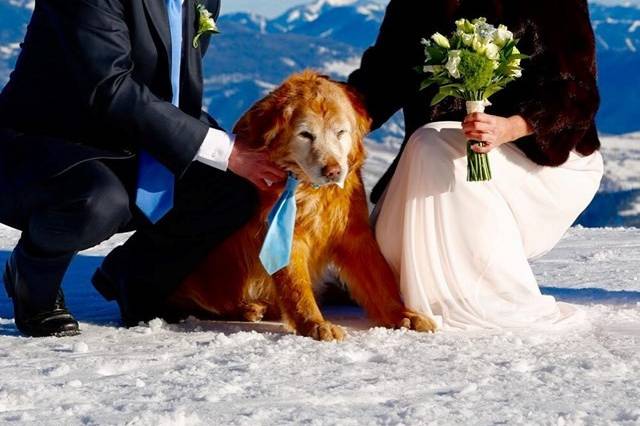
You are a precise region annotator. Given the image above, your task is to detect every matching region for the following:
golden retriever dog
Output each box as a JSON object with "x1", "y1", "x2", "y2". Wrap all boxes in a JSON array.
[{"x1": 167, "y1": 71, "x2": 438, "y2": 341}]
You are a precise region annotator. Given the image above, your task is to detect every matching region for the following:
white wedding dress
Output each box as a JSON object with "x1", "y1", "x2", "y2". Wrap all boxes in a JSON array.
[{"x1": 374, "y1": 122, "x2": 604, "y2": 331}]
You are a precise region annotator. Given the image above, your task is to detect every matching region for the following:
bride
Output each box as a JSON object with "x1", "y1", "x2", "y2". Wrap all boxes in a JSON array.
[{"x1": 348, "y1": 0, "x2": 603, "y2": 330}]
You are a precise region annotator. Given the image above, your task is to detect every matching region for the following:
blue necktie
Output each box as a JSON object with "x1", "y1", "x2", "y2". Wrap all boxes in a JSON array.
[
  {"x1": 135, "y1": 0, "x2": 183, "y2": 224},
  {"x1": 259, "y1": 175, "x2": 299, "y2": 275}
]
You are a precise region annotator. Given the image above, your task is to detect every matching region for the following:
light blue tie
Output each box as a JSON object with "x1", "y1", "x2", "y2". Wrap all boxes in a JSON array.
[
  {"x1": 135, "y1": 0, "x2": 183, "y2": 224},
  {"x1": 259, "y1": 175, "x2": 299, "y2": 275}
]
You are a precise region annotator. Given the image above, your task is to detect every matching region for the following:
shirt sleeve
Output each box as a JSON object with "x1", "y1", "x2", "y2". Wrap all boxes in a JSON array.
[{"x1": 195, "y1": 128, "x2": 235, "y2": 171}]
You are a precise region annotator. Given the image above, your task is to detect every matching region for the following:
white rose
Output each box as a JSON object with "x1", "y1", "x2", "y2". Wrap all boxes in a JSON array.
[
  {"x1": 494, "y1": 24, "x2": 513, "y2": 48},
  {"x1": 510, "y1": 68, "x2": 523, "y2": 78},
  {"x1": 445, "y1": 50, "x2": 462, "y2": 79},
  {"x1": 472, "y1": 17, "x2": 488, "y2": 25},
  {"x1": 423, "y1": 65, "x2": 444, "y2": 74},
  {"x1": 509, "y1": 46, "x2": 522, "y2": 67},
  {"x1": 485, "y1": 42, "x2": 500, "y2": 60},
  {"x1": 431, "y1": 32, "x2": 451, "y2": 49},
  {"x1": 455, "y1": 18, "x2": 475, "y2": 34},
  {"x1": 472, "y1": 37, "x2": 487, "y2": 55},
  {"x1": 459, "y1": 32, "x2": 475, "y2": 47}
]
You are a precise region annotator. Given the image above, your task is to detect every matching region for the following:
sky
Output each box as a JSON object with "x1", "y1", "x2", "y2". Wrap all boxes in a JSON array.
[{"x1": 220, "y1": 0, "x2": 639, "y2": 18}]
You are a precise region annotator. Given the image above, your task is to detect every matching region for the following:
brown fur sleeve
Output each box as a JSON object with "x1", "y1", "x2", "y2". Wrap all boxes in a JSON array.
[{"x1": 511, "y1": 0, "x2": 600, "y2": 166}]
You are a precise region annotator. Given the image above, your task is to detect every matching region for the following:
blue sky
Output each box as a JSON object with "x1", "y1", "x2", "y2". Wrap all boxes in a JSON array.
[{"x1": 221, "y1": 0, "x2": 639, "y2": 18}]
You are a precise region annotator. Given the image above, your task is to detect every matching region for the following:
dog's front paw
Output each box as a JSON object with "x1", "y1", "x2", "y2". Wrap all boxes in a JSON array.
[
  {"x1": 397, "y1": 311, "x2": 438, "y2": 333},
  {"x1": 240, "y1": 302, "x2": 268, "y2": 322},
  {"x1": 301, "y1": 321, "x2": 346, "y2": 342}
]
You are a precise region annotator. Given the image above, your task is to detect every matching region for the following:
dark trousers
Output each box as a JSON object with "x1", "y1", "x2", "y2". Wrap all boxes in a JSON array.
[{"x1": 1, "y1": 156, "x2": 258, "y2": 321}]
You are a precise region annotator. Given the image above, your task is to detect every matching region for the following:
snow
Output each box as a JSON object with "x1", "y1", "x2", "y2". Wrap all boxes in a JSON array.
[
  {"x1": 0, "y1": 225, "x2": 639, "y2": 424},
  {"x1": 355, "y1": 3, "x2": 385, "y2": 20},
  {"x1": 600, "y1": 132, "x2": 640, "y2": 191},
  {"x1": 280, "y1": 57, "x2": 297, "y2": 68},
  {"x1": 0, "y1": 43, "x2": 20, "y2": 60},
  {"x1": 6, "y1": 0, "x2": 34, "y2": 9},
  {"x1": 283, "y1": 0, "x2": 368, "y2": 27},
  {"x1": 322, "y1": 56, "x2": 361, "y2": 77},
  {"x1": 1, "y1": 138, "x2": 640, "y2": 424}
]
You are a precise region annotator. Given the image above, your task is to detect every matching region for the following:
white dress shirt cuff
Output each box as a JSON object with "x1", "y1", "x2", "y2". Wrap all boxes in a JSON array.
[{"x1": 195, "y1": 128, "x2": 235, "y2": 171}]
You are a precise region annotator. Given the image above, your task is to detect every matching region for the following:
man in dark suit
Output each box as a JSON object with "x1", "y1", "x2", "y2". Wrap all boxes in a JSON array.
[{"x1": 0, "y1": 0, "x2": 285, "y2": 337}]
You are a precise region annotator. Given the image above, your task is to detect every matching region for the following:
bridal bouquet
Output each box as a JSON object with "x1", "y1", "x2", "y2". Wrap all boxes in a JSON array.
[{"x1": 419, "y1": 18, "x2": 526, "y2": 181}]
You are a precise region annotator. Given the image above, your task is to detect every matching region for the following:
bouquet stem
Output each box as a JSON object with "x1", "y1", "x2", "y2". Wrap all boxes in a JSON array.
[
  {"x1": 465, "y1": 100, "x2": 493, "y2": 182},
  {"x1": 466, "y1": 141, "x2": 492, "y2": 181}
]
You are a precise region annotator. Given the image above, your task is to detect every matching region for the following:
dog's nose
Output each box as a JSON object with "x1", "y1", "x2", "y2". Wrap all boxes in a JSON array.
[{"x1": 322, "y1": 164, "x2": 342, "y2": 181}]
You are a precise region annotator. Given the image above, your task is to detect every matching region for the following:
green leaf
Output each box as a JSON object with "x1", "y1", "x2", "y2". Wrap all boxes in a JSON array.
[
  {"x1": 426, "y1": 46, "x2": 447, "y2": 64},
  {"x1": 430, "y1": 90, "x2": 449, "y2": 106},
  {"x1": 508, "y1": 53, "x2": 528, "y2": 60},
  {"x1": 430, "y1": 85, "x2": 462, "y2": 106},
  {"x1": 441, "y1": 83, "x2": 465, "y2": 90},
  {"x1": 420, "y1": 79, "x2": 436, "y2": 91},
  {"x1": 483, "y1": 84, "x2": 505, "y2": 98}
]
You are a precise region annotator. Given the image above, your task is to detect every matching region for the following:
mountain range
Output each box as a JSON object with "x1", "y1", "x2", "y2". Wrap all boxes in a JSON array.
[
  {"x1": 1, "y1": 0, "x2": 640, "y2": 225},
  {"x1": 3, "y1": 0, "x2": 639, "y2": 135}
]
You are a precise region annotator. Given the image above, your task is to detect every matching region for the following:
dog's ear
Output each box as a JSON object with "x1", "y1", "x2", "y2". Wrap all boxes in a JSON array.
[
  {"x1": 233, "y1": 87, "x2": 295, "y2": 150},
  {"x1": 341, "y1": 84, "x2": 372, "y2": 142},
  {"x1": 340, "y1": 84, "x2": 372, "y2": 170}
]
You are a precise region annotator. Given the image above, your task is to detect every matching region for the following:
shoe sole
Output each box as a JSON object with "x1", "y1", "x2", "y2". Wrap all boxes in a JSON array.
[
  {"x1": 16, "y1": 314, "x2": 81, "y2": 338},
  {"x1": 16, "y1": 324, "x2": 81, "y2": 338},
  {"x1": 54, "y1": 329, "x2": 81, "y2": 338}
]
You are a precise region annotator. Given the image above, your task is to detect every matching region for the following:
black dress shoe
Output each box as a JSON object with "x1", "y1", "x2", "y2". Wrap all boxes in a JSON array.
[{"x1": 4, "y1": 256, "x2": 80, "y2": 338}]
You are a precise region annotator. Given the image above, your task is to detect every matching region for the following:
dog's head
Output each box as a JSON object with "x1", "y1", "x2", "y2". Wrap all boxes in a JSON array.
[{"x1": 233, "y1": 71, "x2": 371, "y2": 188}]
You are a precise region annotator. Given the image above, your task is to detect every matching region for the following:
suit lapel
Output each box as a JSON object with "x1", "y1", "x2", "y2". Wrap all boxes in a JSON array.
[
  {"x1": 142, "y1": 0, "x2": 171, "y2": 62},
  {"x1": 141, "y1": 0, "x2": 204, "y2": 114},
  {"x1": 210, "y1": 0, "x2": 221, "y2": 20},
  {"x1": 182, "y1": 0, "x2": 204, "y2": 114}
]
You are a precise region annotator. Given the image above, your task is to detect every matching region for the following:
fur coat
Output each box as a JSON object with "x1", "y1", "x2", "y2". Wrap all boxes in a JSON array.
[{"x1": 348, "y1": 0, "x2": 601, "y2": 203}]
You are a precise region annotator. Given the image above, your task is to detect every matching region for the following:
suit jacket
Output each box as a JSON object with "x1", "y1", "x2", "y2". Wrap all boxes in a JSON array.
[
  {"x1": 348, "y1": 0, "x2": 601, "y2": 203},
  {"x1": 0, "y1": 0, "x2": 221, "y2": 192}
]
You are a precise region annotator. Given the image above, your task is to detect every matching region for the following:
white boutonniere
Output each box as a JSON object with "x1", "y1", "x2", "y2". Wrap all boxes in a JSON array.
[{"x1": 193, "y1": 2, "x2": 219, "y2": 48}]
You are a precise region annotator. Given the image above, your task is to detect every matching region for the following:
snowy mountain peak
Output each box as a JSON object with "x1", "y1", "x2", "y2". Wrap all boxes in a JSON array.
[
  {"x1": 279, "y1": 0, "x2": 382, "y2": 28},
  {"x1": 314, "y1": 0, "x2": 359, "y2": 8},
  {"x1": 6, "y1": 0, "x2": 33, "y2": 9}
]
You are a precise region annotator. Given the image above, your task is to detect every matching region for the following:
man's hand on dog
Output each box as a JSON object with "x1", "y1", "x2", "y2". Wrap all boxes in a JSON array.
[{"x1": 228, "y1": 138, "x2": 287, "y2": 191}]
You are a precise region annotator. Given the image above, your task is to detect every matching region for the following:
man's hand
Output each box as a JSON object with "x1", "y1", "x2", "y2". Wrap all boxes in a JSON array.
[
  {"x1": 228, "y1": 138, "x2": 287, "y2": 191},
  {"x1": 462, "y1": 113, "x2": 534, "y2": 154}
]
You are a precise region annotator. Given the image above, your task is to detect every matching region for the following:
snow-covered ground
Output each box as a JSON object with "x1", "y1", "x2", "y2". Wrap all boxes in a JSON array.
[
  {"x1": 1, "y1": 136, "x2": 640, "y2": 425},
  {"x1": 1, "y1": 227, "x2": 640, "y2": 425}
]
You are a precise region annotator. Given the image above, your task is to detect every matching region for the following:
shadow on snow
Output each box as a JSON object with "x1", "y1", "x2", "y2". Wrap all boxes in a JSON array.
[{"x1": 1, "y1": 249, "x2": 639, "y2": 337}]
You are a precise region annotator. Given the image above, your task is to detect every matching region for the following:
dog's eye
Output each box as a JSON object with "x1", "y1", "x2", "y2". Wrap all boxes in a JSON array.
[
  {"x1": 337, "y1": 130, "x2": 347, "y2": 138},
  {"x1": 299, "y1": 131, "x2": 315, "y2": 142}
]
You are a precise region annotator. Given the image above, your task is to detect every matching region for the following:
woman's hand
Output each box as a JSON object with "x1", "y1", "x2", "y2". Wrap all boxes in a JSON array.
[{"x1": 462, "y1": 113, "x2": 533, "y2": 154}]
